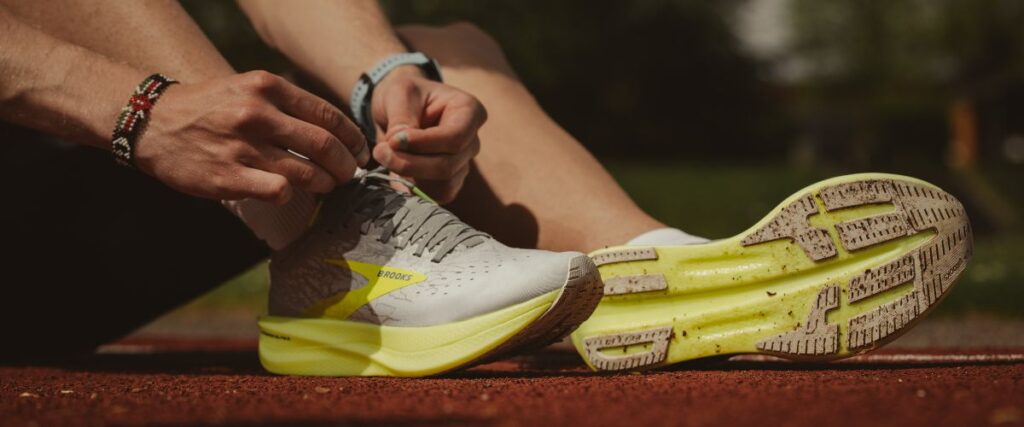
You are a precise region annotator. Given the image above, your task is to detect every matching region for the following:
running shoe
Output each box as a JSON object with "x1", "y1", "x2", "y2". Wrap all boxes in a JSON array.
[
  {"x1": 572, "y1": 173, "x2": 973, "y2": 371},
  {"x1": 259, "y1": 169, "x2": 603, "y2": 377}
]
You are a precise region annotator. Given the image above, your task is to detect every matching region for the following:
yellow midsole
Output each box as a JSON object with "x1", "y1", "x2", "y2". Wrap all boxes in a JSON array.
[{"x1": 259, "y1": 290, "x2": 557, "y2": 377}]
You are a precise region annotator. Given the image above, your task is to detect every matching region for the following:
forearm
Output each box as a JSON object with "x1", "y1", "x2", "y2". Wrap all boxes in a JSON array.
[
  {"x1": 0, "y1": 0, "x2": 234, "y2": 81},
  {"x1": 238, "y1": 0, "x2": 411, "y2": 102},
  {"x1": 0, "y1": 8, "x2": 147, "y2": 149}
]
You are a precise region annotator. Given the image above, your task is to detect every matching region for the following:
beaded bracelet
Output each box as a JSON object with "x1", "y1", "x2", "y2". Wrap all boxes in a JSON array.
[{"x1": 111, "y1": 74, "x2": 178, "y2": 168}]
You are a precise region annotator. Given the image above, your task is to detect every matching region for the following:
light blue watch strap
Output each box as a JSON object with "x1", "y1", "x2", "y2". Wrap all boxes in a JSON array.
[{"x1": 349, "y1": 52, "x2": 443, "y2": 147}]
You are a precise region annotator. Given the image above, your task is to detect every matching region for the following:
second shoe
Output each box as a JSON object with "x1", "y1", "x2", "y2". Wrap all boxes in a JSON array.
[{"x1": 572, "y1": 173, "x2": 973, "y2": 371}]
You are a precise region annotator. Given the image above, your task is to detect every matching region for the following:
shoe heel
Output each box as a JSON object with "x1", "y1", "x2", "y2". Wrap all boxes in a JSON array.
[{"x1": 591, "y1": 247, "x2": 669, "y2": 295}]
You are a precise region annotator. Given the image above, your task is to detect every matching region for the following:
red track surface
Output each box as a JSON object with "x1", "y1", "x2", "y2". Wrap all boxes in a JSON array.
[{"x1": 3, "y1": 339, "x2": 1023, "y2": 427}]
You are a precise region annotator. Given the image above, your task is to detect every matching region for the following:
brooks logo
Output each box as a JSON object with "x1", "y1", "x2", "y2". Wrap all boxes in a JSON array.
[{"x1": 378, "y1": 270, "x2": 414, "y2": 281}]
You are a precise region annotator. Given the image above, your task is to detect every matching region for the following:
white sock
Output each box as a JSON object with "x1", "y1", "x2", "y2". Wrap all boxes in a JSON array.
[
  {"x1": 222, "y1": 190, "x2": 318, "y2": 251},
  {"x1": 626, "y1": 227, "x2": 709, "y2": 246}
]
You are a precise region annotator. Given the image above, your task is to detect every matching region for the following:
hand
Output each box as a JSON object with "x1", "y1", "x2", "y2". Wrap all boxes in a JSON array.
[
  {"x1": 136, "y1": 71, "x2": 370, "y2": 205},
  {"x1": 370, "y1": 66, "x2": 487, "y2": 204}
]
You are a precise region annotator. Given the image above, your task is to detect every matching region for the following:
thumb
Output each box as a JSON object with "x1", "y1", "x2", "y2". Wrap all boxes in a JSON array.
[{"x1": 379, "y1": 84, "x2": 424, "y2": 150}]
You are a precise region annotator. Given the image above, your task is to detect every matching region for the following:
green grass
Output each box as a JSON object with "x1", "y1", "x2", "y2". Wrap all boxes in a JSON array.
[
  {"x1": 948, "y1": 233, "x2": 1024, "y2": 315},
  {"x1": 188, "y1": 162, "x2": 1024, "y2": 318},
  {"x1": 605, "y1": 162, "x2": 840, "y2": 239}
]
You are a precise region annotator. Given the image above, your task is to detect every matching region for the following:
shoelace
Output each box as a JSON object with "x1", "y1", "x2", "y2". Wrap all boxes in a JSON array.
[{"x1": 341, "y1": 167, "x2": 490, "y2": 263}]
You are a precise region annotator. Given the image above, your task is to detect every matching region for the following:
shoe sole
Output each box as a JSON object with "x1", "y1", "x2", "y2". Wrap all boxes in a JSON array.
[
  {"x1": 571, "y1": 173, "x2": 973, "y2": 371},
  {"x1": 258, "y1": 254, "x2": 603, "y2": 377}
]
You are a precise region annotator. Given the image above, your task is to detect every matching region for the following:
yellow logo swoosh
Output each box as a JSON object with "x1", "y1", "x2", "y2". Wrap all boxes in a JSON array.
[{"x1": 305, "y1": 259, "x2": 426, "y2": 319}]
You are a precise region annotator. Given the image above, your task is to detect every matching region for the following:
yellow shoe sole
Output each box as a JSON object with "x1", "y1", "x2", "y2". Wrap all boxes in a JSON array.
[
  {"x1": 571, "y1": 173, "x2": 973, "y2": 371},
  {"x1": 259, "y1": 255, "x2": 603, "y2": 377}
]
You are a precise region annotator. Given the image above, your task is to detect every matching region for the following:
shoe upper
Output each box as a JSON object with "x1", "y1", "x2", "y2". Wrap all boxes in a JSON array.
[{"x1": 268, "y1": 169, "x2": 580, "y2": 327}]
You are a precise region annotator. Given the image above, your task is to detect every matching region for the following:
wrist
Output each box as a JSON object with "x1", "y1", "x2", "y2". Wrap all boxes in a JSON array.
[
  {"x1": 56, "y1": 45, "x2": 151, "y2": 149},
  {"x1": 371, "y1": 65, "x2": 425, "y2": 102},
  {"x1": 109, "y1": 74, "x2": 179, "y2": 168},
  {"x1": 333, "y1": 50, "x2": 410, "y2": 101},
  {"x1": 379, "y1": 64, "x2": 426, "y2": 84}
]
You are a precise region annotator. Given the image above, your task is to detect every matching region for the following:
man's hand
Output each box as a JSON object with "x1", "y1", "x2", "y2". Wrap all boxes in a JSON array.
[
  {"x1": 370, "y1": 67, "x2": 487, "y2": 203},
  {"x1": 136, "y1": 71, "x2": 370, "y2": 205}
]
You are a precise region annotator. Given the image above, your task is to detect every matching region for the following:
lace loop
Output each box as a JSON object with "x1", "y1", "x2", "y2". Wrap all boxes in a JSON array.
[{"x1": 348, "y1": 167, "x2": 489, "y2": 262}]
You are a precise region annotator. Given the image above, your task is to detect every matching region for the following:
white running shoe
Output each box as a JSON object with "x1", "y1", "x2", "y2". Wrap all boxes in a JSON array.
[{"x1": 259, "y1": 169, "x2": 603, "y2": 377}]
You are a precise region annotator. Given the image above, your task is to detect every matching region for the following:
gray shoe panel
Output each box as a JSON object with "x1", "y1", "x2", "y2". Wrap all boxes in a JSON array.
[{"x1": 268, "y1": 179, "x2": 582, "y2": 327}]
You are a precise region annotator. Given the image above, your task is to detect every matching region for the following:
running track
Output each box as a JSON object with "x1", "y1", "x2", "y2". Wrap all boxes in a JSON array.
[{"x1": 3, "y1": 338, "x2": 1023, "y2": 426}]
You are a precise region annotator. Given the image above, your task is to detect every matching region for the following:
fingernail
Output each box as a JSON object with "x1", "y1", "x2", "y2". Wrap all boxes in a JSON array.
[
  {"x1": 355, "y1": 140, "x2": 371, "y2": 165},
  {"x1": 394, "y1": 131, "x2": 410, "y2": 151},
  {"x1": 276, "y1": 184, "x2": 294, "y2": 206}
]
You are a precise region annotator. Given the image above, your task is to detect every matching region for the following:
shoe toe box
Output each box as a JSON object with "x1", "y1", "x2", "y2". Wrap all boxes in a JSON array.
[{"x1": 356, "y1": 247, "x2": 583, "y2": 326}]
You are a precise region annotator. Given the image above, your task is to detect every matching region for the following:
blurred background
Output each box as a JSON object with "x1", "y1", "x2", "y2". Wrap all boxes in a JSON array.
[{"x1": 141, "y1": 0, "x2": 1022, "y2": 344}]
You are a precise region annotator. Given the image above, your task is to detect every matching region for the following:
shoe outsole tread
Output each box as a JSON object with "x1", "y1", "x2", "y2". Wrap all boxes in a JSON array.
[{"x1": 572, "y1": 173, "x2": 973, "y2": 371}]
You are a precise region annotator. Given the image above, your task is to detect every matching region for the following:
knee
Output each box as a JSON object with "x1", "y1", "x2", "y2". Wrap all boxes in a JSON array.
[
  {"x1": 438, "y1": 21, "x2": 500, "y2": 51},
  {"x1": 397, "y1": 21, "x2": 508, "y2": 70}
]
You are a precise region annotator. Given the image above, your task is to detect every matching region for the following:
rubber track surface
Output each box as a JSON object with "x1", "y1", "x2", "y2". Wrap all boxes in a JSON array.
[{"x1": 2, "y1": 339, "x2": 1022, "y2": 427}]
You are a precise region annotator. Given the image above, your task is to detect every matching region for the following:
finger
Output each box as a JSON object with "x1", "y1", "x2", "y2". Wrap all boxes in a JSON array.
[
  {"x1": 416, "y1": 162, "x2": 471, "y2": 205},
  {"x1": 379, "y1": 81, "x2": 424, "y2": 140},
  {"x1": 387, "y1": 100, "x2": 486, "y2": 155},
  {"x1": 373, "y1": 140, "x2": 476, "y2": 181},
  {"x1": 260, "y1": 76, "x2": 370, "y2": 165},
  {"x1": 222, "y1": 167, "x2": 293, "y2": 206},
  {"x1": 252, "y1": 146, "x2": 336, "y2": 194},
  {"x1": 265, "y1": 114, "x2": 359, "y2": 185}
]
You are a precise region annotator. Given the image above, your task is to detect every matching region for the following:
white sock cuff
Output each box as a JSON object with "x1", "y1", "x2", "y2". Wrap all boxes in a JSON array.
[
  {"x1": 222, "y1": 190, "x2": 318, "y2": 251},
  {"x1": 626, "y1": 227, "x2": 709, "y2": 246}
]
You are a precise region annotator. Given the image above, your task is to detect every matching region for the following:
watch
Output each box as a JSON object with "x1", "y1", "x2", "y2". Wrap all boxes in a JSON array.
[{"x1": 349, "y1": 52, "x2": 443, "y2": 147}]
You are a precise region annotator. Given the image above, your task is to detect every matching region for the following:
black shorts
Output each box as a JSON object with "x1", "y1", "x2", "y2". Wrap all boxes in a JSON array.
[{"x1": 1, "y1": 124, "x2": 268, "y2": 360}]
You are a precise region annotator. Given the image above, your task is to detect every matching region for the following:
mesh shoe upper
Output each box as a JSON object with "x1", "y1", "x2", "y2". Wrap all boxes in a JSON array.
[{"x1": 268, "y1": 169, "x2": 581, "y2": 327}]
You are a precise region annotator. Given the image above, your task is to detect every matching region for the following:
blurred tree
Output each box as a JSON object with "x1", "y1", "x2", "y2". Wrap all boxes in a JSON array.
[
  {"x1": 781, "y1": 0, "x2": 1023, "y2": 230},
  {"x1": 784, "y1": 0, "x2": 1024, "y2": 169}
]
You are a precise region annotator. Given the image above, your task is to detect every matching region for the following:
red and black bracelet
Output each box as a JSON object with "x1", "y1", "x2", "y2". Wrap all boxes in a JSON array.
[{"x1": 111, "y1": 74, "x2": 178, "y2": 168}]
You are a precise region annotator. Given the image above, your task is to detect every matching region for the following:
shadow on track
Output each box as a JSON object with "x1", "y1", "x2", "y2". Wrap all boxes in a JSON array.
[
  {"x1": 2, "y1": 350, "x2": 267, "y2": 377},
  {"x1": 6, "y1": 345, "x2": 1021, "y2": 378}
]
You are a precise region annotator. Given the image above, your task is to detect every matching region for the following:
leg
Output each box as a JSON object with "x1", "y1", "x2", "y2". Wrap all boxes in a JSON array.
[{"x1": 396, "y1": 23, "x2": 664, "y2": 253}]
